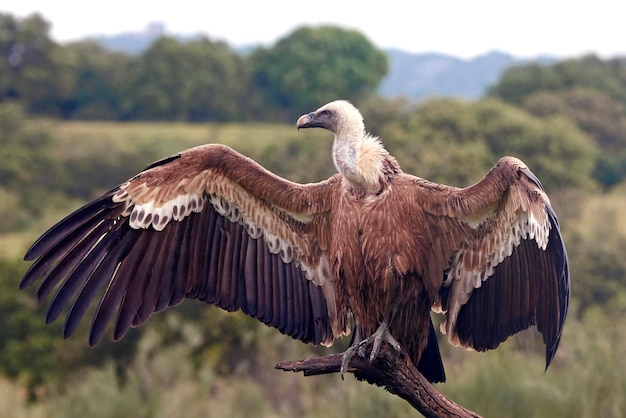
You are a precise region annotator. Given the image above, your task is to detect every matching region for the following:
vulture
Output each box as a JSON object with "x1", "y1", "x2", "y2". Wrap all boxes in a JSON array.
[{"x1": 20, "y1": 100, "x2": 569, "y2": 384}]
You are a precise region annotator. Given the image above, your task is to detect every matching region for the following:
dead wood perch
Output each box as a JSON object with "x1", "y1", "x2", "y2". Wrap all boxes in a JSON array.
[{"x1": 276, "y1": 345, "x2": 482, "y2": 418}]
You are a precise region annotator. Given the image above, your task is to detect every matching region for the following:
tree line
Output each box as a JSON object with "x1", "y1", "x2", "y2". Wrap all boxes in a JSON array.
[
  {"x1": 489, "y1": 54, "x2": 626, "y2": 187},
  {"x1": 0, "y1": 12, "x2": 387, "y2": 123},
  {"x1": 3, "y1": 11, "x2": 626, "y2": 187}
]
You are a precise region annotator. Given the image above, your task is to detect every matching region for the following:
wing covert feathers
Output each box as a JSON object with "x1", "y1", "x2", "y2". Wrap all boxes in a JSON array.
[{"x1": 20, "y1": 144, "x2": 348, "y2": 347}]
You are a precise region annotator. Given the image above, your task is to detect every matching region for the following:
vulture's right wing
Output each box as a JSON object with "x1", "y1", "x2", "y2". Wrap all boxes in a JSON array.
[
  {"x1": 421, "y1": 156, "x2": 570, "y2": 368},
  {"x1": 20, "y1": 144, "x2": 349, "y2": 347}
]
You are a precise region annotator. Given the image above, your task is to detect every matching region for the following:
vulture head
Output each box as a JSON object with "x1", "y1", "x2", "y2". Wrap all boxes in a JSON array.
[
  {"x1": 296, "y1": 100, "x2": 365, "y2": 137},
  {"x1": 297, "y1": 100, "x2": 391, "y2": 193}
]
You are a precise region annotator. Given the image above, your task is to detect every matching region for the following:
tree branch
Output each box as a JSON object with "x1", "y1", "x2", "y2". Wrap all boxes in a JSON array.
[{"x1": 275, "y1": 345, "x2": 481, "y2": 418}]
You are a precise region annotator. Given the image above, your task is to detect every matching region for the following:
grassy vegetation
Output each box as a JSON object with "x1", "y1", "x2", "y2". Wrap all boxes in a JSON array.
[
  {"x1": 53, "y1": 120, "x2": 306, "y2": 151},
  {"x1": 1, "y1": 314, "x2": 623, "y2": 418}
]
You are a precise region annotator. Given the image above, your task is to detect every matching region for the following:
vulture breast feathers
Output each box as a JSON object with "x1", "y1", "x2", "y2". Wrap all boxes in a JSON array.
[{"x1": 20, "y1": 100, "x2": 569, "y2": 383}]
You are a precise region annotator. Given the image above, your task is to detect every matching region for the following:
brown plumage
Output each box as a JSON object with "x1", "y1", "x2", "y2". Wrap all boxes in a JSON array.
[{"x1": 20, "y1": 100, "x2": 569, "y2": 384}]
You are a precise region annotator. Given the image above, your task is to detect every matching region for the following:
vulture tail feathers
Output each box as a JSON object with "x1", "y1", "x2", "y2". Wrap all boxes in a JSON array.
[{"x1": 415, "y1": 318, "x2": 446, "y2": 383}]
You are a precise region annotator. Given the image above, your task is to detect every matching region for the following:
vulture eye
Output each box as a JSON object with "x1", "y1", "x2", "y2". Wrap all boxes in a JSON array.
[{"x1": 320, "y1": 110, "x2": 331, "y2": 118}]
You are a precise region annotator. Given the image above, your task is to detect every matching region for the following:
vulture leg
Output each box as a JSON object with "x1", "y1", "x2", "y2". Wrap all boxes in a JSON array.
[
  {"x1": 340, "y1": 321, "x2": 402, "y2": 379},
  {"x1": 340, "y1": 328, "x2": 364, "y2": 379},
  {"x1": 365, "y1": 321, "x2": 402, "y2": 362}
]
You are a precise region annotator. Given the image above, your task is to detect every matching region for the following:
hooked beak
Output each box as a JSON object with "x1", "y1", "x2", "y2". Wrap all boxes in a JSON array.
[{"x1": 296, "y1": 112, "x2": 318, "y2": 130}]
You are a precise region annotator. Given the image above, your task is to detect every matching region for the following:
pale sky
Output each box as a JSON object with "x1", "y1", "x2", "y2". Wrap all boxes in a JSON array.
[{"x1": 3, "y1": 0, "x2": 624, "y2": 59}]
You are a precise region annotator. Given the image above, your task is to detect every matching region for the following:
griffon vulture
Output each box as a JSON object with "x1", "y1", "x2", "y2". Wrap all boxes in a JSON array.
[{"x1": 20, "y1": 100, "x2": 570, "y2": 384}]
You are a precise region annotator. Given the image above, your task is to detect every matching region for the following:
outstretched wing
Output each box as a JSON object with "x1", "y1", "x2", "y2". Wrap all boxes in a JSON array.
[
  {"x1": 20, "y1": 144, "x2": 349, "y2": 347},
  {"x1": 423, "y1": 156, "x2": 569, "y2": 368}
]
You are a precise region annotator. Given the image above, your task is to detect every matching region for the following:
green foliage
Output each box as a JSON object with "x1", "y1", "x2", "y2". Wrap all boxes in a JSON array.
[
  {"x1": 46, "y1": 364, "x2": 154, "y2": 418},
  {"x1": 126, "y1": 36, "x2": 249, "y2": 122},
  {"x1": 251, "y1": 26, "x2": 388, "y2": 120},
  {"x1": 244, "y1": 129, "x2": 336, "y2": 183},
  {"x1": 441, "y1": 309, "x2": 626, "y2": 417},
  {"x1": 0, "y1": 12, "x2": 64, "y2": 115},
  {"x1": 0, "y1": 255, "x2": 142, "y2": 394},
  {"x1": 0, "y1": 102, "x2": 60, "y2": 229},
  {"x1": 489, "y1": 56, "x2": 626, "y2": 186},
  {"x1": 523, "y1": 88, "x2": 626, "y2": 187},
  {"x1": 564, "y1": 188, "x2": 626, "y2": 312},
  {"x1": 365, "y1": 97, "x2": 597, "y2": 191},
  {"x1": 0, "y1": 257, "x2": 62, "y2": 388},
  {"x1": 43, "y1": 120, "x2": 325, "y2": 199},
  {"x1": 1, "y1": 13, "x2": 388, "y2": 123},
  {"x1": 523, "y1": 88, "x2": 626, "y2": 151},
  {"x1": 52, "y1": 41, "x2": 133, "y2": 120},
  {"x1": 0, "y1": 103, "x2": 53, "y2": 189},
  {"x1": 1, "y1": 306, "x2": 624, "y2": 417},
  {"x1": 473, "y1": 99, "x2": 596, "y2": 190},
  {"x1": 490, "y1": 54, "x2": 626, "y2": 107}
]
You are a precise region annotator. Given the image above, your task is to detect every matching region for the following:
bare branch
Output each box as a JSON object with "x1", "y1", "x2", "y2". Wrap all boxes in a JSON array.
[{"x1": 276, "y1": 345, "x2": 481, "y2": 418}]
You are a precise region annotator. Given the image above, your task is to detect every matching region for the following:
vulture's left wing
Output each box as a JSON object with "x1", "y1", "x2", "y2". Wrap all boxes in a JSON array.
[
  {"x1": 424, "y1": 156, "x2": 569, "y2": 368},
  {"x1": 20, "y1": 144, "x2": 348, "y2": 347}
]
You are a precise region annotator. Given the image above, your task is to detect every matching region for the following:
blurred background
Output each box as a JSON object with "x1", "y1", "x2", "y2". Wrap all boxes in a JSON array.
[{"x1": 0, "y1": 2, "x2": 624, "y2": 417}]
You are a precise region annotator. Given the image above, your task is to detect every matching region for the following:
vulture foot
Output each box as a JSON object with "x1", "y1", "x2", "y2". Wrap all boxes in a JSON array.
[{"x1": 339, "y1": 321, "x2": 401, "y2": 379}]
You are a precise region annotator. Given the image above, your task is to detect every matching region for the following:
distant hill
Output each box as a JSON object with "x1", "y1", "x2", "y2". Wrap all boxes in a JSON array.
[
  {"x1": 380, "y1": 49, "x2": 518, "y2": 100},
  {"x1": 86, "y1": 22, "x2": 198, "y2": 55},
  {"x1": 380, "y1": 49, "x2": 556, "y2": 100},
  {"x1": 90, "y1": 24, "x2": 554, "y2": 101}
]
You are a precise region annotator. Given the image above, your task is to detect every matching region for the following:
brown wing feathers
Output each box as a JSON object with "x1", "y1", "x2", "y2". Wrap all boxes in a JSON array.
[
  {"x1": 440, "y1": 160, "x2": 570, "y2": 368},
  {"x1": 20, "y1": 153, "x2": 338, "y2": 348},
  {"x1": 520, "y1": 166, "x2": 571, "y2": 352},
  {"x1": 454, "y1": 236, "x2": 544, "y2": 349},
  {"x1": 454, "y1": 209, "x2": 567, "y2": 367}
]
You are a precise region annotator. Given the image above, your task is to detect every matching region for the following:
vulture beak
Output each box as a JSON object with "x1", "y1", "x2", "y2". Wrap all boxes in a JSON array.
[{"x1": 296, "y1": 112, "x2": 319, "y2": 130}]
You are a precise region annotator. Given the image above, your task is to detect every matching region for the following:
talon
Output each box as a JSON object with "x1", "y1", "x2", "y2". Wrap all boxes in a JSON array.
[
  {"x1": 369, "y1": 337, "x2": 382, "y2": 362},
  {"x1": 339, "y1": 321, "x2": 402, "y2": 378},
  {"x1": 340, "y1": 329, "x2": 364, "y2": 379},
  {"x1": 357, "y1": 343, "x2": 368, "y2": 359},
  {"x1": 340, "y1": 344, "x2": 360, "y2": 379},
  {"x1": 368, "y1": 321, "x2": 402, "y2": 362}
]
